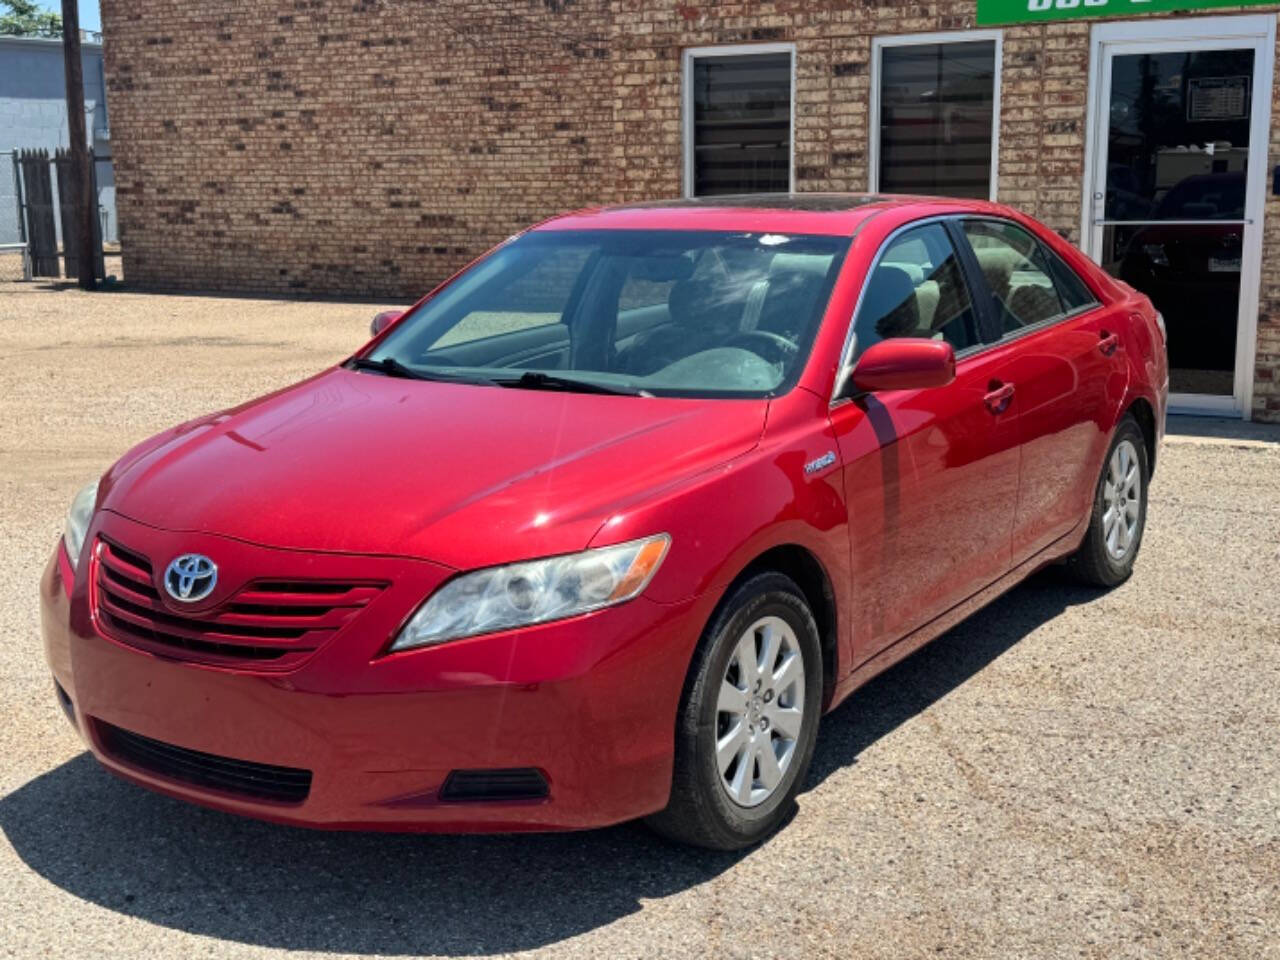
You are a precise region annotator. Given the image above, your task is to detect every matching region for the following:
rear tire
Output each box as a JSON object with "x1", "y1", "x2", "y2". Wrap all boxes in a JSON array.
[
  {"x1": 645, "y1": 572, "x2": 822, "y2": 850},
  {"x1": 1067, "y1": 415, "x2": 1149, "y2": 587}
]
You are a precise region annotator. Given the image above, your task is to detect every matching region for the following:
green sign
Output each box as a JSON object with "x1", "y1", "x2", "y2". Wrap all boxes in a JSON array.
[{"x1": 977, "y1": 0, "x2": 1278, "y2": 26}]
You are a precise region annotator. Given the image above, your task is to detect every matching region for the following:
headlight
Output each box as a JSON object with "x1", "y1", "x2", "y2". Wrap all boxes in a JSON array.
[
  {"x1": 62, "y1": 479, "x2": 100, "y2": 571},
  {"x1": 391, "y1": 534, "x2": 671, "y2": 650}
]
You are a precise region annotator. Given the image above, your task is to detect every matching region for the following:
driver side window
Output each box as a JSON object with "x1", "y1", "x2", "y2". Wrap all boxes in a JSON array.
[{"x1": 852, "y1": 223, "x2": 978, "y2": 360}]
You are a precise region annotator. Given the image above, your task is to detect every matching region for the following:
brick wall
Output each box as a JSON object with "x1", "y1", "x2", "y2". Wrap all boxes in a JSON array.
[
  {"x1": 995, "y1": 22, "x2": 1091, "y2": 239},
  {"x1": 101, "y1": 0, "x2": 615, "y2": 296},
  {"x1": 102, "y1": 0, "x2": 1280, "y2": 419},
  {"x1": 608, "y1": 2, "x2": 987, "y2": 203},
  {"x1": 1257, "y1": 24, "x2": 1280, "y2": 419}
]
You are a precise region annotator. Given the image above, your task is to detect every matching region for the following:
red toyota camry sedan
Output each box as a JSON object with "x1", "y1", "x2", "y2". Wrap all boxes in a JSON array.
[{"x1": 41, "y1": 195, "x2": 1167, "y2": 849}]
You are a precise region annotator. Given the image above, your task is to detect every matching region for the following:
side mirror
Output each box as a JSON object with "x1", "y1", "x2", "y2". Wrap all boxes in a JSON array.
[
  {"x1": 845, "y1": 338, "x2": 956, "y2": 395},
  {"x1": 370, "y1": 310, "x2": 402, "y2": 337}
]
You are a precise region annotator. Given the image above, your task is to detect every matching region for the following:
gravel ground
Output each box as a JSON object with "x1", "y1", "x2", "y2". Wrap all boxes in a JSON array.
[{"x1": 1, "y1": 282, "x2": 1278, "y2": 959}]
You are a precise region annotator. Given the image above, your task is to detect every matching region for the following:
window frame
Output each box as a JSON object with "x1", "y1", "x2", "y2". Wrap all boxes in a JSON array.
[
  {"x1": 831, "y1": 214, "x2": 1106, "y2": 405},
  {"x1": 681, "y1": 42, "x2": 797, "y2": 200},
  {"x1": 869, "y1": 30, "x2": 1004, "y2": 203},
  {"x1": 956, "y1": 216, "x2": 1104, "y2": 346}
]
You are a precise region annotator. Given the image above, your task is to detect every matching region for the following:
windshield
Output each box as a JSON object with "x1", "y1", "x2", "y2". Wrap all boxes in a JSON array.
[{"x1": 364, "y1": 229, "x2": 850, "y2": 398}]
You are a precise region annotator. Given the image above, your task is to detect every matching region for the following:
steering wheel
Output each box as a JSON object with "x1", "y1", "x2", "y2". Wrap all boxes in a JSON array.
[{"x1": 726, "y1": 330, "x2": 799, "y2": 364}]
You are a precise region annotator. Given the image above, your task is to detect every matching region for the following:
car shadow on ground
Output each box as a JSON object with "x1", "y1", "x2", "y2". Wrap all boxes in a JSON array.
[{"x1": 1, "y1": 569, "x2": 1100, "y2": 956}]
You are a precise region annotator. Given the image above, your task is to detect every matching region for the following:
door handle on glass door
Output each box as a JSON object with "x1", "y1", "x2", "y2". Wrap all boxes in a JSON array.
[
  {"x1": 1099, "y1": 331, "x2": 1120, "y2": 355},
  {"x1": 984, "y1": 381, "x2": 1015, "y2": 414}
]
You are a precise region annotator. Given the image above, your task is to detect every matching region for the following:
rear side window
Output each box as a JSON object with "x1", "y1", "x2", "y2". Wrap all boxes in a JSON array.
[
  {"x1": 1045, "y1": 252, "x2": 1096, "y2": 313},
  {"x1": 852, "y1": 223, "x2": 979, "y2": 359},
  {"x1": 961, "y1": 220, "x2": 1096, "y2": 335}
]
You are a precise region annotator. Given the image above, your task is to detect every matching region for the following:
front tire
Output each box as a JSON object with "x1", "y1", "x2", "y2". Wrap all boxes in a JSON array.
[
  {"x1": 646, "y1": 572, "x2": 822, "y2": 850},
  {"x1": 1067, "y1": 415, "x2": 1149, "y2": 587}
]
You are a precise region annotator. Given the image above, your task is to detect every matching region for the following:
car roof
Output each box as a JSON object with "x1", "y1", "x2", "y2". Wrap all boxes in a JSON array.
[{"x1": 534, "y1": 193, "x2": 1006, "y2": 237}]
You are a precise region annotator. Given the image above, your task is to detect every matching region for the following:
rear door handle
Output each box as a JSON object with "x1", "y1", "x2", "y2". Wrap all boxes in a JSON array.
[
  {"x1": 1099, "y1": 331, "x2": 1120, "y2": 356},
  {"x1": 984, "y1": 381, "x2": 1015, "y2": 414}
]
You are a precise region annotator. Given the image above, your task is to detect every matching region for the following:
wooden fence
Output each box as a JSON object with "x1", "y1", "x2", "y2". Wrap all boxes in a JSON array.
[{"x1": 12, "y1": 148, "x2": 106, "y2": 281}]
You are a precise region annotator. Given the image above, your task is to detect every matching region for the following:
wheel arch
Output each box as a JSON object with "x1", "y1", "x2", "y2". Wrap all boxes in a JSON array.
[
  {"x1": 1123, "y1": 395, "x2": 1159, "y2": 477},
  {"x1": 712, "y1": 543, "x2": 840, "y2": 710}
]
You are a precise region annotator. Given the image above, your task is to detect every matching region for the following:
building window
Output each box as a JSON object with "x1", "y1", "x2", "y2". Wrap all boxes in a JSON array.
[
  {"x1": 873, "y1": 34, "x2": 1001, "y2": 200},
  {"x1": 684, "y1": 45, "x2": 794, "y2": 197}
]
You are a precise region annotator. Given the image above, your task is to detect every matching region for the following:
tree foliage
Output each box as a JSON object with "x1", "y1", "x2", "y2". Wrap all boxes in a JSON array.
[{"x1": 0, "y1": 0, "x2": 62, "y2": 38}]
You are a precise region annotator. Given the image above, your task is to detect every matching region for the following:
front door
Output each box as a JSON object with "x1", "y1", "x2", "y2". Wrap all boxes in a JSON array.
[
  {"x1": 831, "y1": 221, "x2": 1019, "y2": 663},
  {"x1": 1085, "y1": 15, "x2": 1273, "y2": 417}
]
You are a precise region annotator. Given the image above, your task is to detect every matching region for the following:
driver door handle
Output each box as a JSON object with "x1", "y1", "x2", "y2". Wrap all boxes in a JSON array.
[
  {"x1": 1098, "y1": 331, "x2": 1120, "y2": 356},
  {"x1": 984, "y1": 381, "x2": 1015, "y2": 415}
]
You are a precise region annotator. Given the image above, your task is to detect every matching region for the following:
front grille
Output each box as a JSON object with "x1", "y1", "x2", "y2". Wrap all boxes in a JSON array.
[
  {"x1": 91, "y1": 537, "x2": 384, "y2": 670},
  {"x1": 97, "y1": 720, "x2": 312, "y2": 804}
]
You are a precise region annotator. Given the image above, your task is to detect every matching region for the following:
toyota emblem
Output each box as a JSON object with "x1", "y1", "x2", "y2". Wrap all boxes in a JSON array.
[{"x1": 163, "y1": 553, "x2": 218, "y2": 603}]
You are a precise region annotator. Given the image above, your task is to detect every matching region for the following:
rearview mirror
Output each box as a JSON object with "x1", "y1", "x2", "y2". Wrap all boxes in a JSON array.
[
  {"x1": 845, "y1": 338, "x2": 956, "y2": 395},
  {"x1": 370, "y1": 310, "x2": 402, "y2": 337}
]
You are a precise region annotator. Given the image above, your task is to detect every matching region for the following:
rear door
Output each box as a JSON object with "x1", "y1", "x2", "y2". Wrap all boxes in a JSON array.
[
  {"x1": 830, "y1": 220, "x2": 1020, "y2": 663},
  {"x1": 955, "y1": 217, "x2": 1128, "y2": 566}
]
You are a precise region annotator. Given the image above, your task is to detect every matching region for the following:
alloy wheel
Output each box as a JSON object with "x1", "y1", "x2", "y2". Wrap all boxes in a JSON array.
[
  {"x1": 714, "y1": 615, "x2": 805, "y2": 808},
  {"x1": 1102, "y1": 438, "x2": 1142, "y2": 561}
]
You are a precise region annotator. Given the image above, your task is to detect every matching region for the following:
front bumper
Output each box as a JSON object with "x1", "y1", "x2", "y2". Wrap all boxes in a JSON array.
[{"x1": 42, "y1": 515, "x2": 702, "y2": 832}]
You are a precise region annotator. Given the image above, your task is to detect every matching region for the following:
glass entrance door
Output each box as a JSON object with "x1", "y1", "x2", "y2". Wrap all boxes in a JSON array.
[{"x1": 1087, "y1": 20, "x2": 1272, "y2": 416}]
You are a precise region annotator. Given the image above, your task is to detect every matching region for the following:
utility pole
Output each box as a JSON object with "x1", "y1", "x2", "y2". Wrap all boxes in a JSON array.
[{"x1": 61, "y1": 0, "x2": 96, "y2": 290}]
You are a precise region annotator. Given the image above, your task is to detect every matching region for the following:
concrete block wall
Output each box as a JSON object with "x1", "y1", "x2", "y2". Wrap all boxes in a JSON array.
[{"x1": 0, "y1": 36, "x2": 116, "y2": 245}]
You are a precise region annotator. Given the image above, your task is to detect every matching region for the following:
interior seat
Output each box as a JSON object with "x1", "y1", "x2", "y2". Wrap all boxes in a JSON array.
[
  {"x1": 914, "y1": 280, "x2": 940, "y2": 332},
  {"x1": 742, "y1": 253, "x2": 832, "y2": 337},
  {"x1": 880, "y1": 261, "x2": 925, "y2": 286},
  {"x1": 669, "y1": 275, "x2": 751, "y2": 334},
  {"x1": 973, "y1": 247, "x2": 1017, "y2": 305},
  {"x1": 618, "y1": 275, "x2": 750, "y2": 374},
  {"x1": 861, "y1": 264, "x2": 921, "y2": 340},
  {"x1": 1008, "y1": 282, "x2": 1063, "y2": 327},
  {"x1": 973, "y1": 243, "x2": 1068, "y2": 329}
]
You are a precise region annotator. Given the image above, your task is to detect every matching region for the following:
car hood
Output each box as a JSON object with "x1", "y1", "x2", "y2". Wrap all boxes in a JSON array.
[{"x1": 101, "y1": 367, "x2": 768, "y2": 568}]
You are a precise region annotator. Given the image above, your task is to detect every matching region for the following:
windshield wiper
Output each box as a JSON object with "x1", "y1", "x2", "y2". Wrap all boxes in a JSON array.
[
  {"x1": 494, "y1": 371, "x2": 650, "y2": 397},
  {"x1": 351, "y1": 359, "x2": 646, "y2": 395},
  {"x1": 348, "y1": 356, "x2": 497, "y2": 386}
]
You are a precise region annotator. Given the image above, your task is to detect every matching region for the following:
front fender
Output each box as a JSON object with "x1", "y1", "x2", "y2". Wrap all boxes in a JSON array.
[{"x1": 594, "y1": 389, "x2": 853, "y2": 680}]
